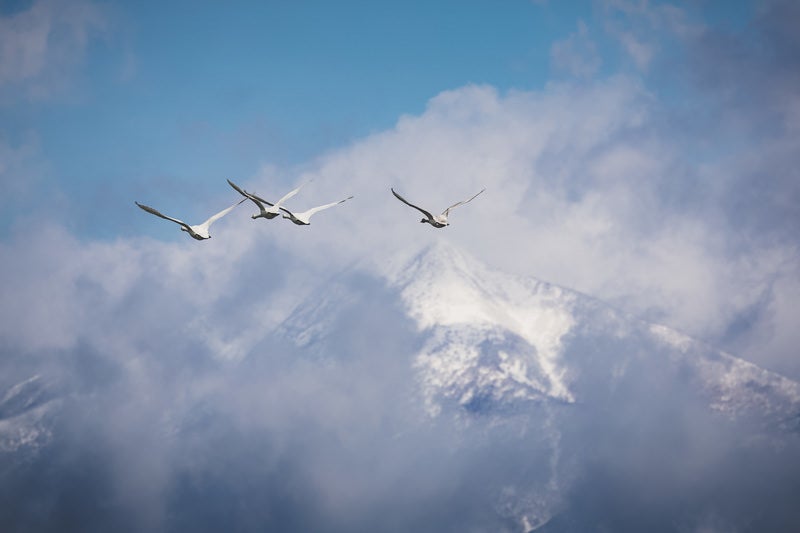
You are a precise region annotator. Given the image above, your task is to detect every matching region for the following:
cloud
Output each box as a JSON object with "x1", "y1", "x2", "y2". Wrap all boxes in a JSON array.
[
  {"x1": 0, "y1": 0, "x2": 107, "y2": 100},
  {"x1": 599, "y1": 0, "x2": 701, "y2": 72},
  {"x1": 231, "y1": 73, "x2": 797, "y2": 378},
  {"x1": 550, "y1": 21, "x2": 602, "y2": 79},
  {"x1": 662, "y1": 0, "x2": 800, "y2": 377},
  {"x1": 1, "y1": 2, "x2": 800, "y2": 529},
  {"x1": 0, "y1": 131, "x2": 45, "y2": 214},
  {"x1": 1, "y1": 222, "x2": 798, "y2": 531}
]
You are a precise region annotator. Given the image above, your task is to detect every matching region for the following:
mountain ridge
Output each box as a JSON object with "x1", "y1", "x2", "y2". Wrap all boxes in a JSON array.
[{"x1": 278, "y1": 240, "x2": 800, "y2": 424}]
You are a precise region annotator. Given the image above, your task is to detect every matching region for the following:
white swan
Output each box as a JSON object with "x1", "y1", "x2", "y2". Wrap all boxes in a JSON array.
[
  {"x1": 391, "y1": 187, "x2": 485, "y2": 228},
  {"x1": 227, "y1": 179, "x2": 304, "y2": 220},
  {"x1": 135, "y1": 198, "x2": 245, "y2": 240},
  {"x1": 279, "y1": 196, "x2": 354, "y2": 225}
]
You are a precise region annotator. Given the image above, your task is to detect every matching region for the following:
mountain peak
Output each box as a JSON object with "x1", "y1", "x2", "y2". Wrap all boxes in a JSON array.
[
  {"x1": 278, "y1": 239, "x2": 800, "y2": 424},
  {"x1": 387, "y1": 240, "x2": 579, "y2": 410},
  {"x1": 378, "y1": 241, "x2": 800, "y2": 421},
  {"x1": 382, "y1": 239, "x2": 482, "y2": 286}
]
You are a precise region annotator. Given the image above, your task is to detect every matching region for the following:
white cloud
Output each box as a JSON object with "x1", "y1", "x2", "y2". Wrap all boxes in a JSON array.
[
  {"x1": 0, "y1": 75, "x2": 799, "y2": 533},
  {"x1": 210, "y1": 76, "x2": 795, "y2": 379},
  {"x1": 1, "y1": 3, "x2": 799, "y2": 528},
  {"x1": 0, "y1": 131, "x2": 45, "y2": 210},
  {"x1": 599, "y1": 0, "x2": 702, "y2": 71},
  {"x1": 550, "y1": 21, "x2": 602, "y2": 78},
  {"x1": 0, "y1": 65, "x2": 796, "y2": 384},
  {"x1": 0, "y1": 0, "x2": 107, "y2": 100}
]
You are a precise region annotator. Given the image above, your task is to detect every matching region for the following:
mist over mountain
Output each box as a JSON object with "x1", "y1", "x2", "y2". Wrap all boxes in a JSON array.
[
  {"x1": 3, "y1": 241, "x2": 798, "y2": 532},
  {"x1": 3, "y1": 1, "x2": 800, "y2": 531}
]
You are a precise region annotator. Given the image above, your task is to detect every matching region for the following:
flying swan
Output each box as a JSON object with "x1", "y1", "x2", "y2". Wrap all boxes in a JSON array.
[
  {"x1": 391, "y1": 187, "x2": 485, "y2": 228},
  {"x1": 135, "y1": 198, "x2": 245, "y2": 240},
  {"x1": 279, "y1": 196, "x2": 354, "y2": 225},
  {"x1": 227, "y1": 178, "x2": 304, "y2": 220}
]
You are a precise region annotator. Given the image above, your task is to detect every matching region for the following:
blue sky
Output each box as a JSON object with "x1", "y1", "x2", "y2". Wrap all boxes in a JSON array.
[
  {"x1": 3, "y1": 1, "x2": 586, "y2": 219},
  {"x1": 2, "y1": 1, "x2": 800, "y2": 530},
  {"x1": 1, "y1": 0, "x2": 753, "y2": 236}
]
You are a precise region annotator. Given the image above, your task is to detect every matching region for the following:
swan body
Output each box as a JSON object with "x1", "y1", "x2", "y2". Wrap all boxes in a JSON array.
[
  {"x1": 227, "y1": 179, "x2": 303, "y2": 220},
  {"x1": 279, "y1": 196, "x2": 354, "y2": 225},
  {"x1": 135, "y1": 199, "x2": 245, "y2": 240},
  {"x1": 391, "y1": 187, "x2": 485, "y2": 228}
]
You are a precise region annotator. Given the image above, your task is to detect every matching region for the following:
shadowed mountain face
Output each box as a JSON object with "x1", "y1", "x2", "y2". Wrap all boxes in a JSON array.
[{"x1": 2, "y1": 242, "x2": 800, "y2": 532}]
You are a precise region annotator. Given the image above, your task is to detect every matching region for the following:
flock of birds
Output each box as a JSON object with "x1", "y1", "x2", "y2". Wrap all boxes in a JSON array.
[{"x1": 135, "y1": 179, "x2": 486, "y2": 240}]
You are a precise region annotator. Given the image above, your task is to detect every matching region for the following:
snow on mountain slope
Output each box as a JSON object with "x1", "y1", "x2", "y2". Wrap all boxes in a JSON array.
[
  {"x1": 280, "y1": 240, "x2": 800, "y2": 424},
  {"x1": 3, "y1": 241, "x2": 798, "y2": 533},
  {"x1": 0, "y1": 375, "x2": 61, "y2": 454},
  {"x1": 388, "y1": 242, "x2": 577, "y2": 415},
  {"x1": 648, "y1": 323, "x2": 800, "y2": 419},
  {"x1": 273, "y1": 241, "x2": 800, "y2": 530}
]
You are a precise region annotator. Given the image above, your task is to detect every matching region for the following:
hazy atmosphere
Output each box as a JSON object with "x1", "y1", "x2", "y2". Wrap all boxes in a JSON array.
[{"x1": 1, "y1": 1, "x2": 799, "y2": 531}]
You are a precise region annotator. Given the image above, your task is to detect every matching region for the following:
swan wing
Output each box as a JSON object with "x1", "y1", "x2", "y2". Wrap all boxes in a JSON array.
[
  {"x1": 274, "y1": 183, "x2": 305, "y2": 207},
  {"x1": 201, "y1": 198, "x2": 247, "y2": 228},
  {"x1": 278, "y1": 206, "x2": 299, "y2": 221},
  {"x1": 391, "y1": 188, "x2": 434, "y2": 220},
  {"x1": 227, "y1": 179, "x2": 273, "y2": 208},
  {"x1": 303, "y1": 196, "x2": 354, "y2": 219},
  {"x1": 246, "y1": 191, "x2": 274, "y2": 207},
  {"x1": 443, "y1": 188, "x2": 485, "y2": 216},
  {"x1": 135, "y1": 201, "x2": 191, "y2": 231}
]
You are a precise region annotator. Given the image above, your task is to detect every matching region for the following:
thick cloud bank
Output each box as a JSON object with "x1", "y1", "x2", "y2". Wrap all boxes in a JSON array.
[{"x1": 1, "y1": 234, "x2": 799, "y2": 532}]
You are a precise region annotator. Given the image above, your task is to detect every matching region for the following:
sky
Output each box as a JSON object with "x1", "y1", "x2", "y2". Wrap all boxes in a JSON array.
[{"x1": 1, "y1": 0, "x2": 800, "y2": 530}]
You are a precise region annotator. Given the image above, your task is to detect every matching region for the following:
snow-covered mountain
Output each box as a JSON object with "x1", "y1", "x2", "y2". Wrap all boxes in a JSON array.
[
  {"x1": 274, "y1": 241, "x2": 800, "y2": 531},
  {"x1": 282, "y1": 241, "x2": 800, "y2": 424},
  {"x1": 3, "y1": 241, "x2": 800, "y2": 532},
  {"x1": 0, "y1": 375, "x2": 61, "y2": 454}
]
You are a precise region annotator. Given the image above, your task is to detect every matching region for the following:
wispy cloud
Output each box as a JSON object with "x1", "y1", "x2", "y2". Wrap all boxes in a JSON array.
[
  {"x1": 1, "y1": 218, "x2": 798, "y2": 531},
  {"x1": 550, "y1": 21, "x2": 602, "y2": 79},
  {"x1": 0, "y1": 0, "x2": 107, "y2": 100},
  {"x1": 232, "y1": 73, "x2": 796, "y2": 378},
  {"x1": 599, "y1": 0, "x2": 702, "y2": 71},
  {"x1": 0, "y1": 131, "x2": 45, "y2": 212}
]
